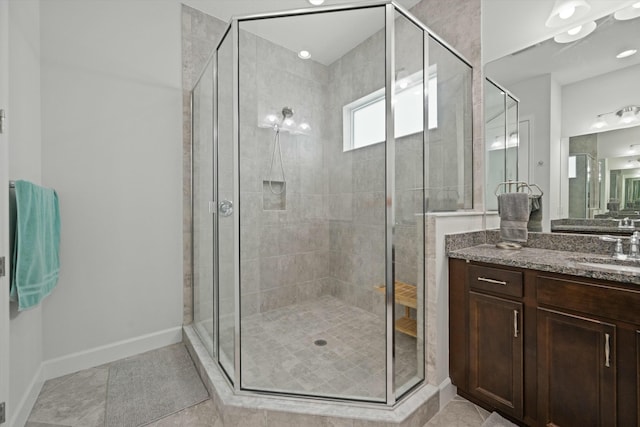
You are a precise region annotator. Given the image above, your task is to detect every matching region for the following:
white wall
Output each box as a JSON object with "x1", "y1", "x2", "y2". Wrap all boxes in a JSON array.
[
  {"x1": 562, "y1": 64, "x2": 640, "y2": 138},
  {"x1": 0, "y1": 1, "x2": 10, "y2": 423},
  {"x1": 509, "y1": 74, "x2": 554, "y2": 229},
  {"x1": 39, "y1": 0, "x2": 183, "y2": 363},
  {"x1": 8, "y1": 0, "x2": 44, "y2": 424}
]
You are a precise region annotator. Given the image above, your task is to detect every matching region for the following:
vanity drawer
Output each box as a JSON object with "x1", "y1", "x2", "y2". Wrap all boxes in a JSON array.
[
  {"x1": 537, "y1": 274, "x2": 640, "y2": 325},
  {"x1": 468, "y1": 264, "x2": 523, "y2": 298}
]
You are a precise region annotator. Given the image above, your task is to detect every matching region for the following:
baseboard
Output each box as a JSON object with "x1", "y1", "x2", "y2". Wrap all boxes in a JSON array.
[
  {"x1": 9, "y1": 364, "x2": 44, "y2": 427},
  {"x1": 438, "y1": 377, "x2": 456, "y2": 409},
  {"x1": 41, "y1": 326, "x2": 183, "y2": 381}
]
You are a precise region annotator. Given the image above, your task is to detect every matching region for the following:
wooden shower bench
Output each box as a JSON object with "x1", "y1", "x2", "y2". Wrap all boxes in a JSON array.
[{"x1": 374, "y1": 281, "x2": 417, "y2": 337}]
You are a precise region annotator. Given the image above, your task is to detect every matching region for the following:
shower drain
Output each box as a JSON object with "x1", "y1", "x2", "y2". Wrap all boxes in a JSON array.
[{"x1": 314, "y1": 339, "x2": 327, "y2": 347}]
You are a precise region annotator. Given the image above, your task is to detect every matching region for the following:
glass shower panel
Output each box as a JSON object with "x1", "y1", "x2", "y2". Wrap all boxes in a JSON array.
[
  {"x1": 426, "y1": 36, "x2": 473, "y2": 212},
  {"x1": 217, "y1": 31, "x2": 235, "y2": 381},
  {"x1": 237, "y1": 6, "x2": 388, "y2": 402},
  {"x1": 484, "y1": 79, "x2": 506, "y2": 211},
  {"x1": 192, "y1": 59, "x2": 215, "y2": 358},
  {"x1": 393, "y1": 10, "x2": 424, "y2": 397}
]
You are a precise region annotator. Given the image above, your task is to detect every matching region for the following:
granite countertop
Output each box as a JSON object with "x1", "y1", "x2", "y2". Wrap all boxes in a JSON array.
[{"x1": 448, "y1": 244, "x2": 640, "y2": 285}]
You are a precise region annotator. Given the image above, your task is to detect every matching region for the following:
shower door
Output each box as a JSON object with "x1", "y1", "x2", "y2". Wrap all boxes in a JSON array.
[
  {"x1": 216, "y1": 27, "x2": 237, "y2": 381},
  {"x1": 192, "y1": 57, "x2": 215, "y2": 357}
]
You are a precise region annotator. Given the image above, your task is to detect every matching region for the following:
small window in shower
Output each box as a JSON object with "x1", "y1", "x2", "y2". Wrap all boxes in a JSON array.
[
  {"x1": 342, "y1": 68, "x2": 437, "y2": 151},
  {"x1": 263, "y1": 180, "x2": 286, "y2": 210}
]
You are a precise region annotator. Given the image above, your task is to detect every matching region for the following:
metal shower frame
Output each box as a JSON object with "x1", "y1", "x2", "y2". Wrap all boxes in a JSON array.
[{"x1": 191, "y1": 0, "x2": 473, "y2": 407}]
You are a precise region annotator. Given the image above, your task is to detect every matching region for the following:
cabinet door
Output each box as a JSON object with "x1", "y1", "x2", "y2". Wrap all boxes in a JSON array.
[
  {"x1": 469, "y1": 292, "x2": 523, "y2": 418},
  {"x1": 538, "y1": 308, "x2": 616, "y2": 427}
]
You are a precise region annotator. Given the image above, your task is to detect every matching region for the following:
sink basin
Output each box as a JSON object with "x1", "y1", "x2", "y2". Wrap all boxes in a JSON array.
[{"x1": 577, "y1": 261, "x2": 640, "y2": 275}]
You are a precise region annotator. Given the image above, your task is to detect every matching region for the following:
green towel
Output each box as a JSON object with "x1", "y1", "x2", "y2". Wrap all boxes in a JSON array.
[{"x1": 10, "y1": 180, "x2": 61, "y2": 311}]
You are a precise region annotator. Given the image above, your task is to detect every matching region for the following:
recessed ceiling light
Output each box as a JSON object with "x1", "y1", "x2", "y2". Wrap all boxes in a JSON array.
[
  {"x1": 567, "y1": 25, "x2": 582, "y2": 35},
  {"x1": 546, "y1": 0, "x2": 591, "y2": 27},
  {"x1": 558, "y1": 4, "x2": 576, "y2": 19},
  {"x1": 553, "y1": 21, "x2": 596, "y2": 43},
  {"x1": 614, "y1": 2, "x2": 640, "y2": 20},
  {"x1": 298, "y1": 50, "x2": 311, "y2": 59},
  {"x1": 616, "y1": 49, "x2": 638, "y2": 59},
  {"x1": 308, "y1": 0, "x2": 325, "y2": 5}
]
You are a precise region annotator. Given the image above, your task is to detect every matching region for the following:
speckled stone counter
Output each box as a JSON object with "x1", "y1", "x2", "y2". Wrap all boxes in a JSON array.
[{"x1": 446, "y1": 230, "x2": 640, "y2": 285}]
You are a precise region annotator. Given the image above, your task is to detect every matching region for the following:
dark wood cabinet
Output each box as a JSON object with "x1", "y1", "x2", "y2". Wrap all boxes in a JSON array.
[
  {"x1": 449, "y1": 258, "x2": 640, "y2": 427},
  {"x1": 537, "y1": 308, "x2": 616, "y2": 427},
  {"x1": 469, "y1": 292, "x2": 523, "y2": 418}
]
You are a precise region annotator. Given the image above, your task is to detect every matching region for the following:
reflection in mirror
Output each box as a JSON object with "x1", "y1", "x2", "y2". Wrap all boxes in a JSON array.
[
  {"x1": 484, "y1": 78, "x2": 519, "y2": 211},
  {"x1": 485, "y1": 1, "x2": 640, "y2": 232}
]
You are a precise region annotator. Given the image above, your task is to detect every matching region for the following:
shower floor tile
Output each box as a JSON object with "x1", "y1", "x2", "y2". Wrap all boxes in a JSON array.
[{"x1": 235, "y1": 295, "x2": 419, "y2": 400}]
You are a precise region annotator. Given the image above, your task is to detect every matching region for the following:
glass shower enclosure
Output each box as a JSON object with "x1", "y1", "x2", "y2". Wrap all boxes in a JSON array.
[{"x1": 191, "y1": 0, "x2": 472, "y2": 405}]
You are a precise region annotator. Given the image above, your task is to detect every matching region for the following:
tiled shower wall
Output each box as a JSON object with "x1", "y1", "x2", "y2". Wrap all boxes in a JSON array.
[
  {"x1": 182, "y1": 2, "x2": 479, "y2": 325},
  {"x1": 238, "y1": 28, "x2": 332, "y2": 316}
]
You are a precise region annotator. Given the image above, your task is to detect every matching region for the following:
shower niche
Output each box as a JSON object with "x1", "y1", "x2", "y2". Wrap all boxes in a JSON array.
[{"x1": 191, "y1": 0, "x2": 472, "y2": 409}]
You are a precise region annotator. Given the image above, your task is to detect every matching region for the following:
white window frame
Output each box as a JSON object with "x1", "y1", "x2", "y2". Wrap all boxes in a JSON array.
[{"x1": 342, "y1": 67, "x2": 437, "y2": 152}]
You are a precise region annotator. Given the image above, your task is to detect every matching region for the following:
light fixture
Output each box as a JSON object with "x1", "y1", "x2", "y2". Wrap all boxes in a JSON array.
[
  {"x1": 546, "y1": 0, "x2": 591, "y2": 27},
  {"x1": 616, "y1": 49, "x2": 638, "y2": 59},
  {"x1": 308, "y1": 0, "x2": 325, "y2": 5},
  {"x1": 593, "y1": 105, "x2": 640, "y2": 128},
  {"x1": 617, "y1": 106, "x2": 640, "y2": 124},
  {"x1": 592, "y1": 115, "x2": 607, "y2": 129},
  {"x1": 614, "y1": 2, "x2": 640, "y2": 20},
  {"x1": 553, "y1": 20, "x2": 596, "y2": 43},
  {"x1": 297, "y1": 50, "x2": 311, "y2": 59}
]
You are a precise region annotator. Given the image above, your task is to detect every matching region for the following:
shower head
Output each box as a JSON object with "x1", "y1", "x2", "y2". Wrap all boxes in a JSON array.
[{"x1": 281, "y1": 107, "x2": 294, "y2": 120}]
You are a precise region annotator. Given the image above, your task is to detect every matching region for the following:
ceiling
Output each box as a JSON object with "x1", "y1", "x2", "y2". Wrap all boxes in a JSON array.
[
  {"x1": 182, "y1": 0, "x2": 421, "y2": 65},
  {"x1": 484, "y1": 0, "x2": 640, "y2": 87}
]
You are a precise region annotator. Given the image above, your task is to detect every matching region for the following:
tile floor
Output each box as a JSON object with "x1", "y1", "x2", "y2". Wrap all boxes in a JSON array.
[
  {"x1": 25, "y1": 342, "x2": 489, "y2": 426},
  {"x1": 197, "y1": 295, "x2": 419, "y2": 400}
]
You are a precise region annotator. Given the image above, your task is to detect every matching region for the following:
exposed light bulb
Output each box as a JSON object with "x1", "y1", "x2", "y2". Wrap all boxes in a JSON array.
[
  {"x1": 558, "y1": 4, "x2": 576, "y2": 19},
  {"x1": 299, "y1": 123, "x2": 310, "y2": 131},
  {"x1": 298, "y1": 50, "x2": 311, "y2": 59},
  {"x1": 284, "y1": 118, "x2": 294, "y2": 126},
  {"x1": 567, "y1": 25, "x2": 582, "y2": 35},
  {"x1": 308, "y1": 0, "x2": 324, "y2": 5}
]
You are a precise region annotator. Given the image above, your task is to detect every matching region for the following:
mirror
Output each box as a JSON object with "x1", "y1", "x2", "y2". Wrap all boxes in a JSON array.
[
  {"x1": 484, "y1": 1, "x2": 640, "y2": 232},
  {"x1": 485, "y1": 78, "x2": 520, "y2": 211}
]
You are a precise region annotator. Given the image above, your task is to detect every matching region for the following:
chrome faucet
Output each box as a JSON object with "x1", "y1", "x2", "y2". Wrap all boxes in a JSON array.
[
  {"x1": 600, "y1": 235, "x2": 626, "y2": 259},
  {"x1": 630, "y1": 231, "x2": 640, "y2": 260},
  {"x1": 613, "y1": 217, "x2": 639, "y2": 229}
]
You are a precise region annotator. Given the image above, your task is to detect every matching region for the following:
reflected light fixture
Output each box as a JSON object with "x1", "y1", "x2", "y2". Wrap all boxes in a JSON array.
[
  {"x1": 553, "y1": 20, "x2": 596, "y2": 43},
  {"x1": 308, "y1": 0, "x2": 325, "y2": 5},
  {"x1": 546, "y1": 0, "x2": 591, "y2": 27},
  {"x1": 593, "y1": 105, "x2": 640, "y2": 128},
  {"x1": 592, "y1": 114, "x2": 607, "y2": 129},
  {"x1": 614, "y1": 2, "x2": 640, "y2": 20},
  {"x1": 616, "y1": 49, "x2": 638, "y2": 59},
  {"x1": 617, "y1": 106, "x2": 640, "y2": 124}
]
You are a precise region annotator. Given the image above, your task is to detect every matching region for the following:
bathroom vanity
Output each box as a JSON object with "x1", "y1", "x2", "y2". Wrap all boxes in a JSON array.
[{"x1": 449, "y1": 244, "x2": 640, "y2": 427}]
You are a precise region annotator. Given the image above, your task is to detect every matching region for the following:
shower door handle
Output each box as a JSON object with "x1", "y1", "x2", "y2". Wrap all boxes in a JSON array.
[{"x1": 219, "y1": 200, "x2": 233, "y2": 217}]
